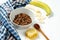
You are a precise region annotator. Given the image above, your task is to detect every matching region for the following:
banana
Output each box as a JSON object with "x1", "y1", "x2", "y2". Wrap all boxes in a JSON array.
[{"x1": 30, "y1": 1, "x2": 51, "y2": 16}]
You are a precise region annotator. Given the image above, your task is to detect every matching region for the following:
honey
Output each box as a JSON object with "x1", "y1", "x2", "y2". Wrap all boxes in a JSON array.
[{"x1": 25, "y1": 28, "x2": 38, "y2": 39}]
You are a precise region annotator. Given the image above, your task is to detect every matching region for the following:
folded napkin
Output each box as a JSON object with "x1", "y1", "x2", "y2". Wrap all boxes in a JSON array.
[{"x1": 0, "y1": 0, "x2": 31, "y2": 40}]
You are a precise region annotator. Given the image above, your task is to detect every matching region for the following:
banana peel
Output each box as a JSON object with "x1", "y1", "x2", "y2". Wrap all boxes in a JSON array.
[{"x1": 30, "y1": 1, "x2": 51, "y2": 16}]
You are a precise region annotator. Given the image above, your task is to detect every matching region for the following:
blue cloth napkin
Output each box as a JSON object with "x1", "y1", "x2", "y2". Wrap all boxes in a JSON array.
[{"x1": 0, "y1": 0, "x2": 31, "y2": 40}]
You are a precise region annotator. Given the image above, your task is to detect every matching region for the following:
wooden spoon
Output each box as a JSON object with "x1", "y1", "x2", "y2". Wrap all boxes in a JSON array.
[{"x1": 34, "y1": 24, "x2": 49, "y2": 40}]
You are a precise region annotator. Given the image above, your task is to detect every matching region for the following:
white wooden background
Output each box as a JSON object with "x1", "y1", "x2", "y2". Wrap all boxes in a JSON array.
[{"x1": 0, "y1": 0, "x2": 60, "y2": 40}]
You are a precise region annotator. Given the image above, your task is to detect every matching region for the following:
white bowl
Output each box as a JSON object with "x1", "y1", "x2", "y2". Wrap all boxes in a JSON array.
[{"x1": 10, "y1": 7, "x2": 36, "y2": 29}]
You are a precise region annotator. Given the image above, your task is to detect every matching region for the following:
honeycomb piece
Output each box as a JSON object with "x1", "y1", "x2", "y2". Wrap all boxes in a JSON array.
[{"x1": 25, "y1": 28, "x2": 38, "y2": 39}]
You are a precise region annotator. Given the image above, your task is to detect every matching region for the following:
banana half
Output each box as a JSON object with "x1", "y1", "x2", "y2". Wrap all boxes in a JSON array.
[{"x1": 30, "y1": 1, "x2": 51, "y2": 16}]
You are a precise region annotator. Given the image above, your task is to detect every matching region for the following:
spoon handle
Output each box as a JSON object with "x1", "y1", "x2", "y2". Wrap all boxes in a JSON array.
[{"x1": 39, "y1": 29, "x2": 49, "y2": 40}]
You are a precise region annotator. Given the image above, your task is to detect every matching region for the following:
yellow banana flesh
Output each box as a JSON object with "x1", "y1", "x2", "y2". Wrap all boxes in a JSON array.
[{"x1": 30, "y1": 1, "x2": 51, "y2": 16}]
